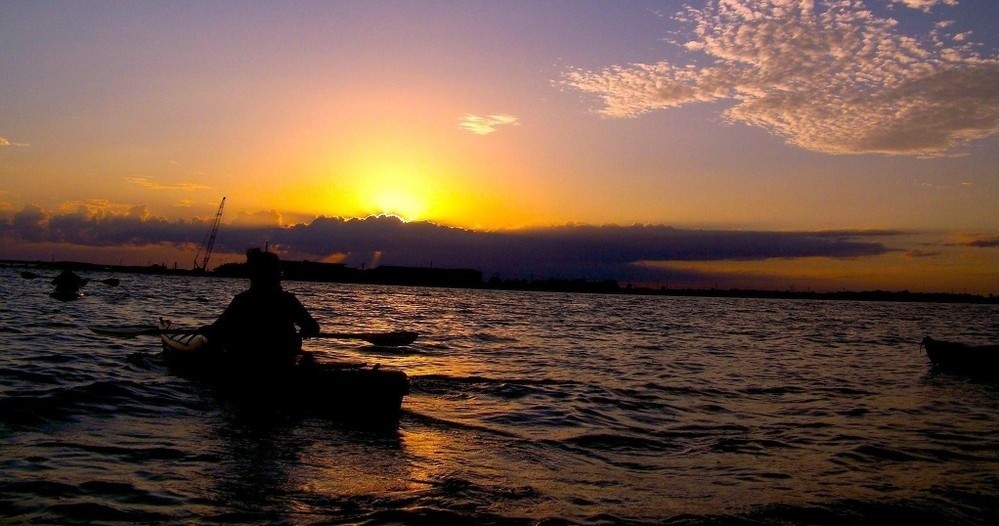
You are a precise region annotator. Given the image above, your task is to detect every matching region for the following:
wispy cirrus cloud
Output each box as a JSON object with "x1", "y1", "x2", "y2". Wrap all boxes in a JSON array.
[
  {"x1": 458, "y1": 114, "x2": 521, "y2": 135},
  {"x1": 0, "y1": 136, "x2": 30, "y2": 147},
  {"x1": 905, "y1": 248, "x2": 942, "y2": 258},
  {"x1": 126, "y1": 177, "x2": 210, "y2": 191},
  {"x1": 559, "y1": 0, "x2": 999, "y2": 157},
  {"x1": 961, "y1": 236, "x2": 999, "y2": 248}
]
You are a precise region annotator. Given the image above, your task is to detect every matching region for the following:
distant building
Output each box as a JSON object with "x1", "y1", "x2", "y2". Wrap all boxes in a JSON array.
[
  {"x1": 214, "y1": 260, "x2": 482, "y2": 288},
  {"x1": 366, "y1": 265, "x2": 483, "y2": 288},
  {"x1": 279, "y1": 260, "x2": 357, "y2": 282}
]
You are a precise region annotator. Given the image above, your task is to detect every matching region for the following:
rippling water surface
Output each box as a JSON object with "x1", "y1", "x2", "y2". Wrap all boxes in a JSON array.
[{"x1": 1, "y1": 268, "x2": 998, "y2": 525}]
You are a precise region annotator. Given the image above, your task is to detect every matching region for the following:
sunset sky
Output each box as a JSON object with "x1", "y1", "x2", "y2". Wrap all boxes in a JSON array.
[{"x1": 2, "y1": 0, "x2": 998, "y2": 294}]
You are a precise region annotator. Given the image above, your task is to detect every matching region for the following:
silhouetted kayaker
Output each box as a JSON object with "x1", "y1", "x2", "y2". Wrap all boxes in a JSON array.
[{"x1": 201, "y1": 248, "x2": 320, "y2": 368}]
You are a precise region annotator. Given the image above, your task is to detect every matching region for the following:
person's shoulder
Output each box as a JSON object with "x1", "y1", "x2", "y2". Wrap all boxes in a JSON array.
[
  {"x1": 229, "y1": 290, "x2": 255, "y2": 304},
  {"x1": 280, "y1": 290, "x2": 304, "y2": 301},
  {"x1": 276, "y1": 289, "x2": 309, "y2": 306}
]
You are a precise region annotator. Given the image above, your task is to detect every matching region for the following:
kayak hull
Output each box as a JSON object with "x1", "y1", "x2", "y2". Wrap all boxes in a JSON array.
[
  {"x1": 49, "y1": 289, "x2": 83, "y2": 301},
  {"x1": 161, "y1": 332, "x2": 409, "y2": 425},
  {"x1": 922, "y1": 337, "x2": 999, "y2": 379}
]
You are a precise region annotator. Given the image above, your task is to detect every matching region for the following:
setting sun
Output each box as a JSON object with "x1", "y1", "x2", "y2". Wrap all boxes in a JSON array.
[{"x1": 359, "y1": 175, "x2": 431, "y2": 221}]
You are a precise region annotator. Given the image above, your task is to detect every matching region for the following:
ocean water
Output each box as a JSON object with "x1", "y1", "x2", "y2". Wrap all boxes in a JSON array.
[{"x1": 1, "y1": 267, "x2": 997, "y2": 525}]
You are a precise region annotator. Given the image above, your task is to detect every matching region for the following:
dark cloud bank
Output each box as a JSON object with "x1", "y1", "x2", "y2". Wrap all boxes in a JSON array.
[{"x1": 2, "y1": 209, "x2": 897, "y2": 283}]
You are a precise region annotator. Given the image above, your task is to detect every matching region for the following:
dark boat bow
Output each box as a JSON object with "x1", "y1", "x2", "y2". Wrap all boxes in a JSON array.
[{"x1": 922, "y1": 336, "x2": 999, "y2": 379}]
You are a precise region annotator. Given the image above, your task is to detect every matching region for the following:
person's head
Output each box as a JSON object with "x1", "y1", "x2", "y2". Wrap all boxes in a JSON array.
[{"x1": 246, "y1": 247, "x2": 281, "y2": 290}]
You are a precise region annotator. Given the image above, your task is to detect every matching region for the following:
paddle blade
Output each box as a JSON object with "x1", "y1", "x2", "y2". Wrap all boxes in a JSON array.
[
  {"x1": 317, "y1": 331, "x2": 419, "y2": 346},
  {"x1": 365, "y1": 331, "x2": 419, "y2": 346},
  {"x1": 89, "y1": 325, "x2": 187, "y2": 338}
]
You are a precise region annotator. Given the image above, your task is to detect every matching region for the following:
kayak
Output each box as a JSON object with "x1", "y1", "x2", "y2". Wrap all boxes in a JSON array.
[
  {"x1": 922, "y1": 336, "x2": 999, "y2": 378},
  {"x1": 49, "y1": 289, "x2": 84, "y2": 301},
  {"x1": 50, "y1": 284, "x2": 85, "y2": 301},
  {"x1": 160, "y1": 330, "x2": 410, "y2": 425},
  {"x1": 49, "y1": 275, "x2": 89, "y2": 301}
]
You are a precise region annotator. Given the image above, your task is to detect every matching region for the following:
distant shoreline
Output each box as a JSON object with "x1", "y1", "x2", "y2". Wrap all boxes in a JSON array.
[{"x1": 4, "y1": 258, "x2": 996, "y2": 305}]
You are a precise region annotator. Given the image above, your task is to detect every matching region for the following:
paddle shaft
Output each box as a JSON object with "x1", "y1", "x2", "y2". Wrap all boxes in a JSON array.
[
  {"x1": 89, "y1": 325, "x2": 418, "y2": 346},
  {"x1": 22, "y1": 272, "x2": 117, "y2": 285}
]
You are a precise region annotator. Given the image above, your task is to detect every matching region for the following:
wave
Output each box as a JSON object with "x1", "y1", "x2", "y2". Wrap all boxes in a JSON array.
[
  {"x1": 41, "y1": 502, "x2": 173, "y2": 524},
  {"x1": 0, "y1": 379, "x2": 203, "y2": 425},
  {"x1": 558, "y1": 432, "x2": 683, "y2": 455},
  {"x1": 3, "y1": 273, "x2": 999, "y2": 526},
  {"x1": 412, "y1": 373, "x2": 579, "y2": 398}
]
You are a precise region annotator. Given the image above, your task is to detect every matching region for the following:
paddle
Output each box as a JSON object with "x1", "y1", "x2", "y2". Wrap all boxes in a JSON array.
[
  {"x1": 89, "y1": 325, "x2": 196, "y2": 338},
  {"x1": 320, "y1": 331, "x2": 420, "y2": 347},
  {"x1": 88, "y1": 325, "x2": 419, "y2": 346},
  {"x1": 20, "y1": 272, "x2": 119, "y2": 286}
]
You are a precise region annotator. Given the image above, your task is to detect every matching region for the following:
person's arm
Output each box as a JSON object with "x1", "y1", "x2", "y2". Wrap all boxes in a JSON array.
[
  {"x1": 288, "y1": 294, "x2": 320, "y2": 338},
  {"x1": 201, "y1": 295, "x2": 242, "y2": 342}
]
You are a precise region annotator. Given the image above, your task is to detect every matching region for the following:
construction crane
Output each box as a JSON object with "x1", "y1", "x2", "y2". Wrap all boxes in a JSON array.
[{"x1": 194, "y1": 197, "x2": 225, "y2": 272}]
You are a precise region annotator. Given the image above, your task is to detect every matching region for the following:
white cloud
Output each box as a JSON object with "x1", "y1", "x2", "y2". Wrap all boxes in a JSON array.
[
  {"x1": 458, "y1": 114, "x2": 521, "y2": 135},
  {"x1": 891, "y1": 0, "x2": 958, "y2": 13},
  {"x1": 0, "y1": 136, "x2": 30, "y2": 147},
  {"x1": 559, "y1": 0, "x2": 999, "y2": 157}
]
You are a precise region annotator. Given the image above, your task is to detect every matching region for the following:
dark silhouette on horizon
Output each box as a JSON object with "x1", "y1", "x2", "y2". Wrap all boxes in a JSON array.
[{"x1": 3, "y1": 258, "x2": 996, "y2": 304}]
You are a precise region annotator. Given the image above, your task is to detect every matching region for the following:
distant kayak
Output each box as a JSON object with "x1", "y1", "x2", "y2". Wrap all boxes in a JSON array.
[
  {"x1": 49, "y1": 289, "x2": 84, "y2": 301},
  {"x1": 922, "y1": 336, "x2": 999, "y2": 378},
  {"x1": 49, "y1": 279, "x2": 88, "y2": 301},
  {"x1": 160, "y1": 330, "x2": 410, "y2": 425},
  {"x1": 49, "y1": 271, "x2": 89, "y2": 301}
]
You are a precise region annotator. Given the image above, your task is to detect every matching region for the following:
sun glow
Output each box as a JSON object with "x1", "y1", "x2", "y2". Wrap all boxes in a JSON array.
[
  {"x1": 355, "y1": 164, "x2": 436, "y2": 221},
  {"x1": 284, "y1": 130, "x2": 548, "y2": 229}
]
